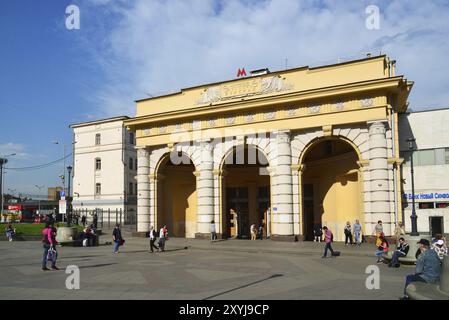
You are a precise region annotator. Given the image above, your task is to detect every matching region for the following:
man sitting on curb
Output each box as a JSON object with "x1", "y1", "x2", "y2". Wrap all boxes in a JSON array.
[
  {"x1": 400, "y1": 239, "x2": 442, "y2": 300},
  {"x1": 389, "y1": 237, "x2": 409, "y2": 268}
]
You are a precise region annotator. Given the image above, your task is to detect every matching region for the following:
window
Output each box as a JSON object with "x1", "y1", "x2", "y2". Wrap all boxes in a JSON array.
[
  {"x1": 95, "y1": 133, "x2": 101, "y2": 146},
  {"x1": 436, "y1": 203, "x2": 449, "y2": 209},
  {"x1": 418, "y1": 202, "x2": 434, "y2": 209},
  {"x1": 95, "y1": 183, "x2": 101, "y2": 195},
  {"x1": 446, "y1": 148, "x2": 449, "y2": 164},
  {"x1": 135, "y1": 183, "x2": 137, "y2": 195},
  {"x1": 129, "y1": 157, "x2": 133, "y2": 170},
  {"x1": 95, "y1": 158, "x2": 101, "y2": 171},
  {"x1": 129, "y1": 182, "x2": 133, "y2": 195},
  {"x1": 129, "y1": 132, "x2": 135, "y2": 145},
  {"x1": 135, "y1": 159, "x2": 138, "y2": 171},
  {"x1": 419, "y1": 149, "x2": 435, "y2": 166}
]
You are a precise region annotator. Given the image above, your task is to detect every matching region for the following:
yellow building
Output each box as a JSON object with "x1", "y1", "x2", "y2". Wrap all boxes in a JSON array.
[{"x1": 125, "y1": 55, "x2": 413, "y2": 241}]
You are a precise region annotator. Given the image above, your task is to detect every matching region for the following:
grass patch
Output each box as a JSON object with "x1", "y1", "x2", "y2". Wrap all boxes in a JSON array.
[{"x1": 0, "y1": 223, "x2": 84, "y2": 236}]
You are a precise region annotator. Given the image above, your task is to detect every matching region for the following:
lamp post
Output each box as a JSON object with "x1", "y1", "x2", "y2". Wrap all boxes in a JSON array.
[
  {"x1": 0, "y1": 154, "x2": 16, "y2": 216},
  {"x1": 35, "y1": 185, "x2": 45, "y2": 217},
  {"x1": 53, "y1": 141, "x2": 67, "y2": 194},
  {"x1": 66, "y1": 166, "x2": 73, "y2": 227},
  {"x1": 407, "y1": 138, "x2": 419, "y2": 236}
]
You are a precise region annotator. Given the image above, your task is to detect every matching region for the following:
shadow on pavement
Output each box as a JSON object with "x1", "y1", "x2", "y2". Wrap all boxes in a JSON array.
[{"x1": 203, "y1": 274, "x2": 283, "y2": 300}]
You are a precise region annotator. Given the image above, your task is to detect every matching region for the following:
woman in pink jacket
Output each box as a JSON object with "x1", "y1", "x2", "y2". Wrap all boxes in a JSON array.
[{"x1": 42, "y1": 221, "x2": 59, "y2": 271}]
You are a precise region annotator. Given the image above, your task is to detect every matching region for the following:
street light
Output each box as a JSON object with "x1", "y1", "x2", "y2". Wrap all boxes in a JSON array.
[
  {"x1": 35, "y1": 185, "x2": 45, "y2": 217},
  {"x1": 66, "y1": 165, "x2": 73, "y2": 227},
  {"x1": 0, "y1": 153, "x2": 16, "y2": 216},
  {"x1": 53, "y1": 141, "x2": 67, "y2": 194},
  {"x1": 407, "y1": 138, "x2": 419, "y2": 236}
]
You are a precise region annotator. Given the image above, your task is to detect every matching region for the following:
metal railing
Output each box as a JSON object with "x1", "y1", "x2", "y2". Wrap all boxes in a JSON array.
[{"x1": 72, "y1": 208, "x2": 137, "y2": 231}]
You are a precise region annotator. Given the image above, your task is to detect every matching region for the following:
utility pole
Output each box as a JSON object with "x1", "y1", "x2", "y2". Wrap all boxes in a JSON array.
[
  {"x1": 0, "y1": 154, "x2": 16, "y2": 217},
  {"x1": 35, "y1": 185, "x2": 45, "y2": 217}
]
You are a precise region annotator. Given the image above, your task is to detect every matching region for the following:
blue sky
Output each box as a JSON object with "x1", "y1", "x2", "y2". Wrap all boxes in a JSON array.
[{"x1": 1, "y1": 0, "x2": 449, "y2": 195}]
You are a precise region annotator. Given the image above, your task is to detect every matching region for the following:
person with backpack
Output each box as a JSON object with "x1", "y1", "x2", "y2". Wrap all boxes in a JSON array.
[
  {"x1": 322, "y1": 226, "x2": 336, "y2": 258},
  {"x1": 149, "y1": 226, "x2": 158, "y2": 253},
  {"x1": 112, "y1": 224, "x2": 123, "y2": 254},
  {"x1": 41, "y1": 221, "x2": 59, "y2": 271},
  {"x1": 375, "y1": 233, "x2": 389, "y2": 263},
  {"x1": 313, "y1": 223, "x2": 323, "y2": 242}
]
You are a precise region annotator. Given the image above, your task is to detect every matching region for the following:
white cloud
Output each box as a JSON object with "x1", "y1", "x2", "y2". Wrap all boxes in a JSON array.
[
  {"x1": 0, "y1": 143, "x2": 28, "y2": 159},
  {"x1": 78, "y1": 0, "x2": 449, "y2": 117}
]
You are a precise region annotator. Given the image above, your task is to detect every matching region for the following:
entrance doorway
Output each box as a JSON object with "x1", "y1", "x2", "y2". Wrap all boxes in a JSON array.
[
  {"x1": 156, "y1": 153, "x2": 196, "y2": 238},
  {"x1": 430, "y1": 217, "x2": 444, "y2": 237},
  {"x1": 222, "y1": 144, "x2": 270, "y2": 239},
  {"x1": 301, "y1": 138, "x2": 362, "y2": 241}
]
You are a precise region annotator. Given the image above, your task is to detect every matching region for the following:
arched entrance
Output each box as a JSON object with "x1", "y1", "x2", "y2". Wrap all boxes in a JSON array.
[
  {"x1": 221, "y1": 144, "x2": 270, "y2": 239},
  {"x1": 156, "y1": 152, "x2": 196, "y2": 238},
  {"x1": 301, "y1": 138, "x2": 363, "y2": 241}
]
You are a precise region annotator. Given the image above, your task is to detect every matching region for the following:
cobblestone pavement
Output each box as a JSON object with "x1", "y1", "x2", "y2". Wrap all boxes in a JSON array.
[{"x1": 0, "y1": 238, "x2": 413, "y2": 300}]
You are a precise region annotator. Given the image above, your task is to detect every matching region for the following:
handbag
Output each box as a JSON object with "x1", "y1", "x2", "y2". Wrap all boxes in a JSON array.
[
  {"x1": 120, "y1": 239, "x2": 125, "y2": 246},
  {"x1": 47, "y1": 246, "x2": 57, "y2": 262}
]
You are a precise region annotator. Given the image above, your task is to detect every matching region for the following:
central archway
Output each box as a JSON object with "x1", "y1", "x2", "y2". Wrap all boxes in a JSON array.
[
  {"x1": 300, "y1": 137, "x2": 363, "y2": 241},
  {"x1": 221, "y1": 144, "x2": 270, "y2": 239},
  {"x1": 156, "y1": 152, "x2": 196, "y2": 238}
]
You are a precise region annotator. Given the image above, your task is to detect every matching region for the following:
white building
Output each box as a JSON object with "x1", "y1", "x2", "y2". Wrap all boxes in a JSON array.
[
  {"x1": 399, "y1": 108, "x2": 449, "y2": 237},
  {"x1": 70, "y1": 116, "x2": 137, "y2": 225}
]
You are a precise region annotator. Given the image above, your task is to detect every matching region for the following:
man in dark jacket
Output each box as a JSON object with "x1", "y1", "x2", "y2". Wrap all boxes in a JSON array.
[
  {"x1": 389, "y1": 237, "x2": 410, "y2": 268},
  {"x1": 400, "y1": 238, "x2": 442, "y2": 299},
  {"x1": 112, "y1": 224, "x2": 122, "y2": 254}
]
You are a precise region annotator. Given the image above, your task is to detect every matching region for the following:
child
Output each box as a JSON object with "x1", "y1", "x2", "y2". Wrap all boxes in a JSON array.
[{"x1": 375, "y1": 233, "x2": 389, "y2": 263}]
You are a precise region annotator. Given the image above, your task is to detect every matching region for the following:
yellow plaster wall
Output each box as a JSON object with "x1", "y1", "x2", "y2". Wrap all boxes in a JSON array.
[
  {"x1": 303, "y1": 149, "x2": 363, "y2": 241},
  {"x1": 158, "y1": 166, "x2": 197, "y2": 238}
]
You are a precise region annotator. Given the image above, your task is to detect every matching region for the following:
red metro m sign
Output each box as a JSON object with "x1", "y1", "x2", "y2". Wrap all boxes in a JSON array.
[{"x1": 236, "y1": 68, "x2": 247, "y2": 77}]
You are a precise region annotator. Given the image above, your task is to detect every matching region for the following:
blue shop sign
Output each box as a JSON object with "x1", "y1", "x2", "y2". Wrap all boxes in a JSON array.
[{"x1": 403, "y1": 192, "x2": 449, "y2": 200}]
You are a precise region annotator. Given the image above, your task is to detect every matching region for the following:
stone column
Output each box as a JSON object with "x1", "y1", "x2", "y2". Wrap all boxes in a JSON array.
[
  {"x1": 368, "y1": 121, "x2": 392, "y2": 235},
  {"x1": 270, "y1": 130, "x2": 295, "y2": 241},
  {"x1": 137, "y1": 147, "x2": 151, "y2": 233},
  {"x1": 195, "y1": 141, "x2": 214, "y2": 238}
]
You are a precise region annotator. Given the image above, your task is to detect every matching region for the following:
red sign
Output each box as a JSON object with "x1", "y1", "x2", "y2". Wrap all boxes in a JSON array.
[
  {"x1": 237, "y1": 68, "x2": 247, "y2": 77},
  {"x1": 8, "y1": 205, "x2": 22, "y2": 210}
]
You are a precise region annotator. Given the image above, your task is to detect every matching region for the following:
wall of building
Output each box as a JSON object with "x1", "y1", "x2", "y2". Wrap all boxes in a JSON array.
[
  {"x1": 399, "y1": 108, "x2": 449, "y2": 235},
  {"x1": 72, "y1": 119, "x2": 137, "y2": 216}
]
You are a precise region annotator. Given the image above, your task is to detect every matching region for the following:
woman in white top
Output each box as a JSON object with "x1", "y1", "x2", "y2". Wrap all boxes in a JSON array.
[{"x1": 149, "y1": 226, "x2": 158, "y2": 253}]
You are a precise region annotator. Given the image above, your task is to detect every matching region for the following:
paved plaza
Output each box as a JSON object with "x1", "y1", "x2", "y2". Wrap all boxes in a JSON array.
[{"x1": 0, "y1": 237, "x2": 413, "y2": 300}]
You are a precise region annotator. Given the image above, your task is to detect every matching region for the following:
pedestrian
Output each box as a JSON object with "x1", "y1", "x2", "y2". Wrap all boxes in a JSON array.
[
  {"x1": 250, "y1": 224, "x2": 257, "y2": 240},
  {"x1": 432, "y1": 239, "x2": 448, "y2": 260},
  {"x1": 353, "y1": 219, "x2": 362, "y2": 245},
  {"x1": 389, "y1": 237, "x2": 410, "y2": 268},
  {"x1": 158, "y1": 225, "x2": 168, "y2": 252},
  {"x1": 313, "y1": 223, "x2": 323, "y2": 242},
  {"x1": 81, "y1": 215, "x2": 86, "y2": 227},
  {"x1": 322, "y1": 226, "x2": 335, "y2": 258},
  {"x1": 93, "y1": 213, "x2": 98, "y2": 229},
  {"x1": 394, "y1": 222, "x2": 405, "y2": 243},
  {"x1": 344, "y1": 221, "x2": 353, "y2": 245},
  {"x1": 210, "y1": 220, "x2": 217, "y2": 241},
  {"x1": 149, "y1": 226, "x2": 158, "y2": 253},
  {"x1": 373, "y1": 220, "x2": 383, "y2": 246},
  {"x1": 5, "y1": 223, "x2": 16, "y2": 241},
  {"x1": 375, "y1": 233, "x2": 389, "y2": 263},
  {"x1": 112, "y1": 223, "x2": 122, "y2": 254},
  {"x1": 400, "y1": 239, "x2": 442, "y2": 300},
  {"x1": 41, "y1": 221, "x2": 59, "y2": 271},
  {"x1": 258, "y1": 223, "x2": 264, "y2": 240}
]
